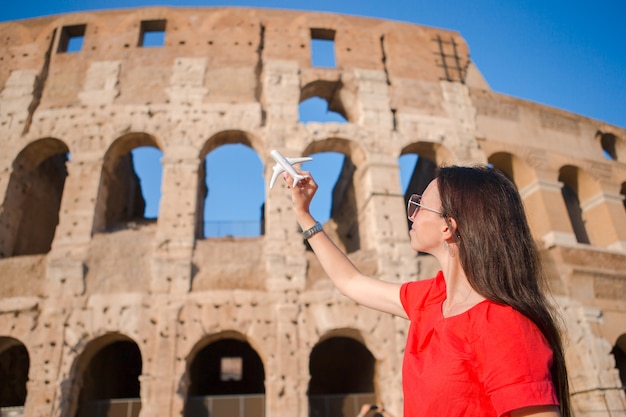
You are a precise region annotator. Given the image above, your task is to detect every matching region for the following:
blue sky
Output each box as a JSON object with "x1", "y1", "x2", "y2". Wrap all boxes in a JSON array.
[{"x1": 3, "y1": 1, "x2": 625, "y2": 235}]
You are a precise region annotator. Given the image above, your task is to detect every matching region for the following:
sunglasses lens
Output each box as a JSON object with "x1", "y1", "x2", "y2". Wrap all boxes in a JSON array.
[{"x1": 408, "y1": 195, "x2": 420, "y2": 219}]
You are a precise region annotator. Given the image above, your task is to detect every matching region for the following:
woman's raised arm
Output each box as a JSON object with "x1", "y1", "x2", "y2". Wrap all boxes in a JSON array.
[{"x1": 286, "y1": 172, "x2": 406, "y2": 318}]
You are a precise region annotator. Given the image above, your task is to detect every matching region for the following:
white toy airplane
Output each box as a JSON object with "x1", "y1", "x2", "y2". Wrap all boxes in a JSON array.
[{"x1": 269, "y1": 149, "x2": 313, "y2": 189}]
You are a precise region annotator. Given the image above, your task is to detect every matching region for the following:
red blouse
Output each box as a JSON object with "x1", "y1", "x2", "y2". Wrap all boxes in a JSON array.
[{"x1": 399, "y1": 271, "x2": 559, "y2": 417}]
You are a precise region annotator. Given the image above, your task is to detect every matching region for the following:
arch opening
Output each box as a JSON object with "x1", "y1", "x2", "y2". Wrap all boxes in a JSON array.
[
  {"x1": 559, "y1": 166, "x2": 591, "y2": 245},
  {"x1": 0, "y1": 139, "x2": 69, "y2": 258},
  {"x1": 0, "y1": 338, "x2": 29, "y2": 411},
  {"x1": 75, "y1": 339, "x2": 142, "y2": 417},
  {"x1": 201, "y1": 143, "x2": 265, "y2": 238},
  {"x1": 303, "y1": 139, "x2": 361, "y2": 254},
  {"x1": 598, "y1": 131, "x2": 618, "y2": 160},
  {"x1": 131, "y1": 146, "x2": 163, "y2": 219},
  {"x1": 299, "y1": 96, "x2": 347, "y2": 124},
  {"x1": 185, "y1": 337, "x2": 265, "y2": 417},
  {"x1": 613, "y1": 335, "x2": 626, "y2": 394},
  {"x1": 399, "y1": 145, "x2": 439, "y2": 232},
  {"x1": 300, "y1": 79, "x2": 350, "y2": 123},
  {"x1": 308, "y1": 336, "x2": 376, "y2": 417},
  {"x1": 95, "y1": 133, "x2": 162, "y2": 233}
]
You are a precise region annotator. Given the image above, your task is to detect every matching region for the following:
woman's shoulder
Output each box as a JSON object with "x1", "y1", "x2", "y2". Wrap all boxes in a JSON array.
[
  {"x1": 465, "y1": 301, "x2": 548, "y2": 346},
  {"x1": 400, "y1": 271, "x2": 446, "y2": 314},
  {"x1": 401, "y1": 271, "x2": 446, "y2": 300}
]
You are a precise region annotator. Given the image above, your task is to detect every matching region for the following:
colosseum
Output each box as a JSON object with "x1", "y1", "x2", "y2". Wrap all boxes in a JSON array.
[{"x1": 0, "y1": 6, "x2": 625, "y2": 417}]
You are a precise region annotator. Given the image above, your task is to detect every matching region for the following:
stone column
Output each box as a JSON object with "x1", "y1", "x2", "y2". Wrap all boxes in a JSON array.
[
  {"x1": 561, "y1": 299, "x2": 626, "y2": 416},
  {"x1": 262, "y1": 60, "x2": 301, "y2": 126},
  {"x1": 151, "y1": 146, "x2": 199, "y2": 294},
  {"x1": 138, "y1": 303, "x2": 181, "y2": 417},
  {"x1": 46, "y1": 153, "x2": 104, "y2": 297},
  {"x1": 580, "y1": 190, "x2": 626, "y2": 251},
  {"x1": 262, "y1": 147, "x2": 308, "y2": 293},
  {"x1": 519, "y1": 177, "x2": 578, "y2": 248},
  {"x1": 266, "y1": 304, "x2": 301, "y2": 417},
  {"x1": 352, "y1": 69, "x2": 393, "y2": 129},
  {"x1": 0, "y1": 69, "x2": 38, "y2": 134},
  {"x1": 357, "y1": 153, "x2": 418, "y2": 282},
  {"x1": 28, "y1": 307, "x2": 66, "y2": 417}
]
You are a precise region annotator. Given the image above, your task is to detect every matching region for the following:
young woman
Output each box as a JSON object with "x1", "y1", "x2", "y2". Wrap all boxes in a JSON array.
[{"x1": 284, "y1": 165, "x2": 571, "y2": 417}]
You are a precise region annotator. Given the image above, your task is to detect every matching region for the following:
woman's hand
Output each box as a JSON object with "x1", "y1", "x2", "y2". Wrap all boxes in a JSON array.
[{"x1": 285, "y1": 170, "x2": 317, "y2": 219}]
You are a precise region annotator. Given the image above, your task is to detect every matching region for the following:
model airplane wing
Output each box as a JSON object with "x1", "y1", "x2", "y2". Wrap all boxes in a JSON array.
[{"x1": 269, "y1": 149, "x2": 313, "y2": 189}]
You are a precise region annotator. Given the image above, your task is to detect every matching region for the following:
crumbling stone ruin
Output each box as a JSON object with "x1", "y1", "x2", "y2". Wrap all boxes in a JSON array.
[{"x1": 1, "y1": 6, "x2": 625, "y2": 417}]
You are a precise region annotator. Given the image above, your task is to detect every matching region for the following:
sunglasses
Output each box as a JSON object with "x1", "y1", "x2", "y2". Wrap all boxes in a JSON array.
[{"x1": 407, "y1": 194, "x2": 442, "y2": 220}]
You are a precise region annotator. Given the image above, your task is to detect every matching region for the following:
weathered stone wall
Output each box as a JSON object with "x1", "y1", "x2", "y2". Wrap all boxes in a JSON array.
[{"x1": 0, "y1": 6, "x2": 625, "y2": 417}]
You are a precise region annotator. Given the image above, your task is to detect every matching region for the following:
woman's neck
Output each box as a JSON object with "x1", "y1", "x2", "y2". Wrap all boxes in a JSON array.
[{"x1": 439, "y1": 248, "x2": 484, "y2": 317}]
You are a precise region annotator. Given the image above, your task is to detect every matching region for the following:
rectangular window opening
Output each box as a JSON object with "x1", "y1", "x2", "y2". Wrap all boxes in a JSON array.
[
  {"x1": 310, "y1": 28, "x2": 336, "y2": 68},
  {"x1": 139, "y1": 19, "x2": 166, "y2": 47},
  {"x1": 57, "y1": 24, "x2": 86, "y2": 53},
  {"x1": 220, "y1": 357, "x2": 243, "y2": 381}
]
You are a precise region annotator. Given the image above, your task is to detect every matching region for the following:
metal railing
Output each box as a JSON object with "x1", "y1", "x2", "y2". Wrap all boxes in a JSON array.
[
  {"x1": 203, "y1": 220, "x2": 262, "y2": 238},
  {"x1": 6, "y1": 392, "x2": 376, "y2": 417},
  {"x1": 78, "y1": 398, "x2": 141, "y2": 417},
  {"x1": 185, "y1": 394, "x2": 265, "y2": 417},
  {"x1": 0, "y1": 407, "x2": 24, "y2": 417},
  {"x1": 309, "y1": 393, "x2": 377, "y2": 417}
]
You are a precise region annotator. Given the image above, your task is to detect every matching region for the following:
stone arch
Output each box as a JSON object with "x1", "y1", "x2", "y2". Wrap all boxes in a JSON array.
[
  {"x1": 0, "y1": 137, "x2": 69, "y2": 258},
  {"x1": 0, "y1": 337, "x2": 29, "y2": 410},
  {"x1": 301, "y1": 80, "x2": 353, "y2": 122},
  {"x1": 488, "y1": 152, "x2": 537, "y2": 190},
  {"x1": 308, "y1": 329, "x2": 376, "y2": 417},
  {"x1": 67, "y1": 332, "x2": 142, "y2": 417},
  {"x1": 559, "y1": 165, "x2": 603, "y2": 245},
  {"x1": 401, "y1": 141, "x2": 453, "y2": 168},
  {"x1": 612, "y1": 334, "x2": 626, "y2": 394},
  {"x1": 598, "y1": 131, "x2": 618, "y2": 160},
  {"x1": 596, "y1": 130, "x2": 626, "y2": 163},
  {"x1": 487, "y1": 152, "x2": 555, "y2": 241},
  {"x1": 621, "y1": 182, "x2": 626, "y2": 212},
  {"x1": 400, "y1": 142, "x2": 452, "y2": 230},
  {"x1": 303, "y1": 138, "x2": 366, "y2": 253},
  {"x1": 197, "y1": 130, "x2": 265, "y2": 238},
  {"x1": 93, "y1": 132, "x2": 162, "y2": 233},
  {"x1": 183, "y1": 330, "x2": 265, "y2": 417}
]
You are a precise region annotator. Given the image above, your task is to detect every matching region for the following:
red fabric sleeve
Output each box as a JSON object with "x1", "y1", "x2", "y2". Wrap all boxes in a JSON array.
[
  {"x1": 400, "y1": 270, "x2": 446, "y2": 320},
  {"x1": 470, "y1": 303, "x2": 559, "y2": 416}
]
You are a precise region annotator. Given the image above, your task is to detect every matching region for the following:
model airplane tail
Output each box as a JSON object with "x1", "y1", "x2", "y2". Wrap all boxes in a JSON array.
[{"x1": 269, "y1": 149, "x2": 313, "y2": 189}]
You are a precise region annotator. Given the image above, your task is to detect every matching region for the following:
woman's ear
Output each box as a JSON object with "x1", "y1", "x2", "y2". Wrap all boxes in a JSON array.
[{"x1": 442, "y1": 217, "x2": 459, "y2": 242}]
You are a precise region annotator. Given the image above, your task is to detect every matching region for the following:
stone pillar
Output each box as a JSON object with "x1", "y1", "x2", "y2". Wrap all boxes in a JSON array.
[
  {"x1": 151, "y1": 146, "x2": 199, "y2": 294},
  {"x1": 357, "y1": 154, "x2": 418, "y2": 282},
  {"x1": 263, "y1": 60, "x2": 300, "y2": 125},
  {"x1": 519, "y1": 177, "x2": 578, "y2": 248},
  {"x1": 266, "y1": 304, "x2": 301, "y2": 417},
  {"x1": 138, "y1": 373, "x2": 178, "y2": 417},
  {"x1": 0, "y1": 69, "x2": 38, "y2": 133},
  {"x1": 580, "y1": 190, "x2": 626, "y2": 251},
  {"x1": 137, "y1": 303, "x2": 181, "y2": 417},
  {"x1": 562, "y1": 299, "x2": 626, "y2": 416},
  {"x1": 262, "y1": 148, "x2": 308, "y2": 292},
  {"x1": 45, "y1": 153, "x2": 105, "y2": 298},
  {"x1": 51, "y1": 153, "x2": 104, "y2": 248},
  {"x1": 78, "y1": 61, "x2": 121, "y2": 106},
  {"x1": 261, "y1": 59, "x2": 309, "y2": 293},
  {"x1": 352, "y1": 69, "x2": 393, "y2": 129},
  {"x1": 28, "y1": 307, "x2": 66, "y2": 417}
]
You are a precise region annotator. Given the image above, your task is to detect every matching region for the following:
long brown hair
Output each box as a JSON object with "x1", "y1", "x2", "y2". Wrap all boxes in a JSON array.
[{"x1": 437, "y1": 165, "x2": 571, "y2": 417}]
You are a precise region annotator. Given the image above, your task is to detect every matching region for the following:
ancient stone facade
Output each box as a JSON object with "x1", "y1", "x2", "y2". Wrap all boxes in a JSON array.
[{"x1": 0, "y1": 6, "x2": 625, "y2": 417}]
